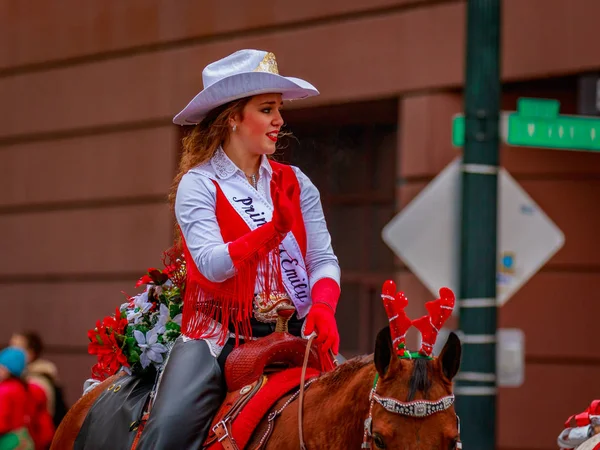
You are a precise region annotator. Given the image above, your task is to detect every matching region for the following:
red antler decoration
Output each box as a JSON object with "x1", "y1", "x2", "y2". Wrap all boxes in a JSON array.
[
  {"x1": 381, "y1": 280, "x2": 412, "y2": 356},
  {"x1": 412, "y1": 287, "x2": 455, "y2": 357},
  {"x1": 380, "y1": 282, "x2": 456, "y2": 357}
]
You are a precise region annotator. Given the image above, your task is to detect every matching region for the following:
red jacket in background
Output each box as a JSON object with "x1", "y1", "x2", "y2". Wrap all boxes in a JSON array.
[
  {"x1": 28, "y1": 383, "x2": 55, "y2": 450},
  {"x1": 0, "y1": 378, "x2": 55, "y2": 450},
  {"x1": 0, "y1": 378, "x2": 29, "y2": 434}
]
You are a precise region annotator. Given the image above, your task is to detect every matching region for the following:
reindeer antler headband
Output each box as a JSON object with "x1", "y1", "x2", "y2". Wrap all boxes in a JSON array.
[{"x1": 381, "y1": 280, "x2": 455, "y2": 358}]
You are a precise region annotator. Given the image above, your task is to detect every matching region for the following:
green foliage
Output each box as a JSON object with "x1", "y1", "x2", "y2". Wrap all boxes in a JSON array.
[{"x1": 89, "y1": 263, "x2": 185, "y2": 378}]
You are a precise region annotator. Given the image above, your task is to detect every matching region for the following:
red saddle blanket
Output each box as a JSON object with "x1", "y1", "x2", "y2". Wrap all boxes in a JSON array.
[{"x1": 203, "y1": 367, "x2": 320, "y2": 450}]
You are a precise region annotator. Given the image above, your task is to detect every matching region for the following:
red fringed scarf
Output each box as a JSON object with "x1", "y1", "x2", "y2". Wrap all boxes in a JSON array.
[{"x1": 180, "y1": 232, "x2": 284, "y2": 345}]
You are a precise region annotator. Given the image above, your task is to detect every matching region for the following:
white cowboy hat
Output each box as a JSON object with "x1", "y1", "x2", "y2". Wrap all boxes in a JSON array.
[{"x1": 172, "y1": 49, "x2": 320, "y2": 125}]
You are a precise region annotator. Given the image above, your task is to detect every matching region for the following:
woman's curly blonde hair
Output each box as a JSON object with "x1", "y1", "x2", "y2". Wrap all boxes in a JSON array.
[{"x1": 168, "y1": 97, "x2": 251, "y2": 208}]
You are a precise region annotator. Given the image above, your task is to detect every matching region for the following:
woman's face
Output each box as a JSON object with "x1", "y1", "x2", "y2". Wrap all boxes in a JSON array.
[
  {"x1": 233, "y1": 93, "x2": 284, "y2": 156},
  {"x1": 9, "y1": 334, "x2": 32, "y2": 363}
]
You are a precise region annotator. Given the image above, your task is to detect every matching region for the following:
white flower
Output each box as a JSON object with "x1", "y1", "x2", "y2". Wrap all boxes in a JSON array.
[
  {"x1": 127, "y1": 292, "x2": 153, "y2": 324},
  {"x1": 134, "y1": 329, "x2": 167, "y2": 369},
  {"x1": 134, "y1": 292, "x2": 153, "y2": 310},
  {"x1": 154, "y1": 304, "x2": 170, "y2": 334},
  {"x1": 154, "y1": 304, "x2": 182, "y2": 334},
  {"x1": 172, "y1": 313, "x2": 182, "y2": 326}
]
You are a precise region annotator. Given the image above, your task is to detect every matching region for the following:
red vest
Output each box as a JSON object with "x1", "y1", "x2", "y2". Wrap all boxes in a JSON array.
[
  {"x1": 180, "y1": 161, "x2": 306, "y2": 342},
  {"x1": 212, "y1": 161, "x2": 306, "y2": 257}
]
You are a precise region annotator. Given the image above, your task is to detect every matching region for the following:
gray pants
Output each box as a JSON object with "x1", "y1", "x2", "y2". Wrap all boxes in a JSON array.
[{"x1": 136, "y1": 338, "x2": 225, "y2": 450}]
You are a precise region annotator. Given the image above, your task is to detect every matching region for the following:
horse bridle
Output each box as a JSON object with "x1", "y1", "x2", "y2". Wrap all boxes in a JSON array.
[{"x1": 361, "y1": 377, "x2": 462, "y2": 449}]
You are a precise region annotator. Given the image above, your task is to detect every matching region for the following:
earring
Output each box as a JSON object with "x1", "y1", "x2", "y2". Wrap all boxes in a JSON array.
[{"x1": 232, "y1": 124, "x2": 237, "y2": 132}]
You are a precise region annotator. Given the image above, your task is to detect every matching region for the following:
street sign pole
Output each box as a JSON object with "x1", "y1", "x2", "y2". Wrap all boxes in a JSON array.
[{"x1": 456, "y1": 1, "x2": 501, "y2": 448}]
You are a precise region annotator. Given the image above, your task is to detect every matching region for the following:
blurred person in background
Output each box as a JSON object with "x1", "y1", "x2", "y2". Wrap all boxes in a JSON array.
[
  {"x1": 0, "y1": 347, "x2": 54, "y2": 450},
  {"x1": 9, "y1": 332, "x2": 67, "y2": 428}
]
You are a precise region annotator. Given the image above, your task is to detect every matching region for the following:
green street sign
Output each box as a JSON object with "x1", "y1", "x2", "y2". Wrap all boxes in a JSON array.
[
  {"x1": 452, "y1": 115, "x2": 466, "y2": 148},
  {"x1": 452, "y1": 98, "x2": 600, "y2": 152}
]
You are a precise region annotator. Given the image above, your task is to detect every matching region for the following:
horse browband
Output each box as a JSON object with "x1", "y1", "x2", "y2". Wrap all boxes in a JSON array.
[
  {"x1": 362, "y1": 378, "x2": 457, "y2": 447},
  {"x1": 371, "y1": 392, "x2": 455, "y2": 418}
]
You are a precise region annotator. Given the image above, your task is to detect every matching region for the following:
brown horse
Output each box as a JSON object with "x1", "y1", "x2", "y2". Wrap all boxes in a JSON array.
[{"x1": 51, "y1": 326, "x2": 462, "y2": 450}]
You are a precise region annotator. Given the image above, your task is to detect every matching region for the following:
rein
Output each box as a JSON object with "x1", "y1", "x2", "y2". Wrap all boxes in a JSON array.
[
  {"x1": 253, "y1": 334, "x2": 325, "y2": 450},
  {"x1": 298, "y1": 335, "x2": 316, "y2": 450},
  {"x1": 298, "y1": 335, "x2": 339, "y2": 450}
]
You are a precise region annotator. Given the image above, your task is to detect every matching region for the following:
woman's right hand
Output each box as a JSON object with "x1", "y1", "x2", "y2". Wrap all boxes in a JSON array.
[{"x1": 271, "y1": 169, "x2": 295, "y2": 234}]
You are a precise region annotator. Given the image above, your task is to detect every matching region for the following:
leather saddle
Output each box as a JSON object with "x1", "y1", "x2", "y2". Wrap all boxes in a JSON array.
[
  {"x1": 224, "y1": 306, "x2": 323, "y2": 391},
  {"x1": 203, "y1": 305, "x2": 329, "y2": 449}
]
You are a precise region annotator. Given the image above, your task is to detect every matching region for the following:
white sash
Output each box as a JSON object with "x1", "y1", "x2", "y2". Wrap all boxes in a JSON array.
[{"x1": 201, "y1": 170, "x2": 312, "y2": 318}]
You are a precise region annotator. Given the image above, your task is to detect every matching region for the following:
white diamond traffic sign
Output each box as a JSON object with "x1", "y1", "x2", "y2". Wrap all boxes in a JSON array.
[{"x1": 382, "y1": 158, "x2": 565, "y2": 306}]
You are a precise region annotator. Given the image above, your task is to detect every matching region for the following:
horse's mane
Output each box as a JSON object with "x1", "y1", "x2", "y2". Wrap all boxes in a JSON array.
[
  {"x1": 318, "y1": 355, "x2": 373, "y2": 389},
  {"x1": 407, "y1": 358, "x2": 431, "y2": 401},
  {"x1": 318, "y1": 355, "x2": 432, "y2": 401}
]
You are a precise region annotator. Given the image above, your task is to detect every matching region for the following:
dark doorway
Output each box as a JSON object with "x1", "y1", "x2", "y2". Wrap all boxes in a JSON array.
[{"x1": 280, "y1": 99, "x2": 398, "y2": 356}]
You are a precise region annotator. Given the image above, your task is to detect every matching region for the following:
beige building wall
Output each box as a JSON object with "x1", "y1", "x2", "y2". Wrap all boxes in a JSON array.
[{"x1": 2, "y1": 1, "x2": 600, "y2": 448}]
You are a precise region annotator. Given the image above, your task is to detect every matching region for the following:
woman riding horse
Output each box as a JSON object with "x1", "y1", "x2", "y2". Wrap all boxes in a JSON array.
[
  {"x1": 134, "y1": 49, "x2": 342, "y2": 449},
  {"x1": 53, "y1": 281, "x2": 463, "y2": 449}
]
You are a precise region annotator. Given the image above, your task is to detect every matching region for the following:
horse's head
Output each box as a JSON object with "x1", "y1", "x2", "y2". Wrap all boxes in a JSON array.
[
  {"x1": 370, "y1": 326, "x2": 462, "y2": 449},
  {"x1": 363, "y1": 280, "x2": 463, "y2": 449}
]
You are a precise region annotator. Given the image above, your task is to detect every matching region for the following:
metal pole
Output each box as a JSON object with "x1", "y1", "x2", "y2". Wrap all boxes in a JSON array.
[{"x1": 455, "y1": 0, "x2": 501, "y2": 448}]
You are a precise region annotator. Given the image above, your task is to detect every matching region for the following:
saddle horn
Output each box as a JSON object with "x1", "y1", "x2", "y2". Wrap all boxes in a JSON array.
[{"x1": 275, "y1": 304, "x2": 296, "y2": 333}]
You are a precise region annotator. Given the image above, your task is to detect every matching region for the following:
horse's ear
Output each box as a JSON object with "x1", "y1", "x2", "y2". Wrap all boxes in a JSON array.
[
  {"x1": 374, "y1": 326, "x2": 394, "y2": 377},
  {"x1": 439, "y1": 331, "x2": 462, "y2": 381}
]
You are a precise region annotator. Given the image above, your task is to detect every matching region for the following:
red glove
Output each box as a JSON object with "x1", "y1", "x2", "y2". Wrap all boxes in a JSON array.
[
  {"x1": 228, "y1": 221, "x2": 281, "y2": 265},
  {"x1": 304, "y1": 278, "x2": 341, "y2": 354},
  {"x1": 228, "y1": 170, "x2": 295, "y2": 264},
  {"x1": 271, "y1": 169, "x2": 295, "y2": 234}
]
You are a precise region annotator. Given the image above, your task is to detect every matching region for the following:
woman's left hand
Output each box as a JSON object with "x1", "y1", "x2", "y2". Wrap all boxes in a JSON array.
[
  {"x1": 271, "y1": 169, "x2": 295, "y2": 234},
  {"x1": 304, "y1": 303, "x2": 340, "y2": 355}
]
